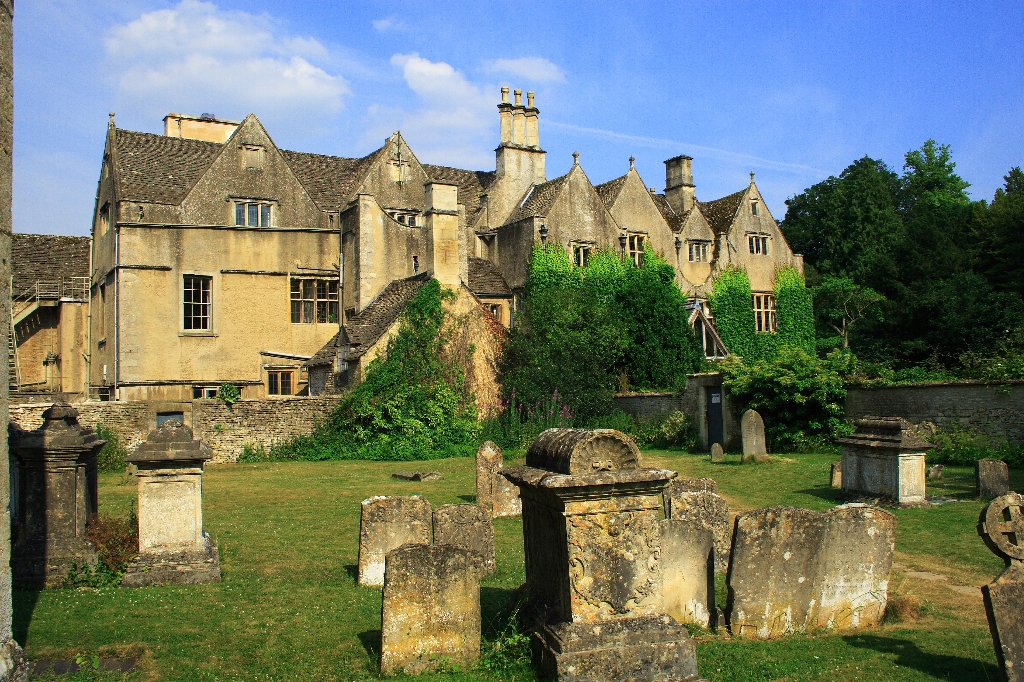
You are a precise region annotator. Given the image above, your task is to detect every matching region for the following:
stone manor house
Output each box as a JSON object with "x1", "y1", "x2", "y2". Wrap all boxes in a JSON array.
[{"x1": 13, "y1": 88, "x2": 803, "y2": 402}]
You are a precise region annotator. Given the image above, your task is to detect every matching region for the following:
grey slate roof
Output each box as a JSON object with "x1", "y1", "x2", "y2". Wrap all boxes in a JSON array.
[
  {"x1": 114, "y1": 129, "x2": 222, "y2": 204},
  {"x1": 11, "y1": 234, "x2": 91, "y2": 297},
  {"x1": 467, "y1": 258, "x2": 512, "y2": 297},
  {"x1": 307, "y1": 272, "x2": 431, "y2": 366},
  {"x1": 594, "y1": 174, "x2": 628, "y2": 208},
  {"x1": 280, "y1": 148, "x2": 383, "y2": 212},
  {"x1": 698, "y1": 188, "x2": 746, "y2": 234},
  {"x1": 505, "y1": 174, "x2": 568, "y2": 224}
]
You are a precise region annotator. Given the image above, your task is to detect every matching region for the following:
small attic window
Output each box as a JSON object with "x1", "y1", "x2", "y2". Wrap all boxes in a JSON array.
[
  {"x1": 242, "y1": 145, "x2": 264, "y2": 170},
  {"x1": 751, "y1": 200, "x2": 759, "y2": 216}
]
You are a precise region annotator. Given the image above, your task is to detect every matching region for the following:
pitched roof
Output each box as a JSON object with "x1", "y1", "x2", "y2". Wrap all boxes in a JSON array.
[
  {"x1": 594, "y1": 173, "x2": 628, "y2": 208},
  {"x1": 114, "y1": 129, "x2": 222, "y2": 204},
  {"x1": 650, "y1": 192, "x2": 689, "y2": 231},
  {"x1": 11, "y1": 234, "x2": 91, "y2": 297},
  {"x1": 279, "y1": 149, "x2": 382, "y2": 212},
  {"x1": 505, "y1": 174, "x2": 568, "y2": 224},
  {"x1": 467, "y1": 257, "x2": 512, "y2": 297},
  {"x1": 307, "y1": 273, "x2": 432, "y2": 366},
  {"x1": 698, "y1": 188, "x2": 746, "y2": 234}
]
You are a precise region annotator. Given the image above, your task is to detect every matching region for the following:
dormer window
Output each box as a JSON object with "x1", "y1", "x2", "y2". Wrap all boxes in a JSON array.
[
  {"x1": 242, "y1": 145, "x2": 264, "y2": 170},
  {"x1": 235, "y1": 201, "x2": 272, "y2": 227},
  {"x1": 687, "y1": 241, "x2": 709, "y2": 263},
  {"x1": 748, "y1": 235, "x2": 769, "y2": 255}
]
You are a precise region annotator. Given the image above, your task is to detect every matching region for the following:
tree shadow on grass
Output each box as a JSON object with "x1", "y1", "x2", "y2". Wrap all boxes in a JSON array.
[
  {"x1": 12, "y1": 589, "x2": 41, "y2": 646},
  {"x1": 458, "y1": 494, "x2": 477, "y2": 503},
  {"x1": 795, "y1": 487, "x2": 844, "y2": 504},
  {"x1": 843, "y1": 633, "x2": 998, "y2": 680}
]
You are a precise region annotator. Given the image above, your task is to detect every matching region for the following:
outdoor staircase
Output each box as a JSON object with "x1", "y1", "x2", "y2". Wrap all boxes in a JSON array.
[{"x1": 8, "y1": 306, "x2": 19, "y2": 394}]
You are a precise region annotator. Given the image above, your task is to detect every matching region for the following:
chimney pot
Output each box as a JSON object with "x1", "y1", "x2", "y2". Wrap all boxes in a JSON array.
[
  {"x1": 514, "y1": 89, "x2": 522, "y2": 106},
  {"x1": 527, "y1": 91, "x2": 535, "y2": 108},
  {"x1": 501, "y1": 86, "x2": 509, "y2": 103}
]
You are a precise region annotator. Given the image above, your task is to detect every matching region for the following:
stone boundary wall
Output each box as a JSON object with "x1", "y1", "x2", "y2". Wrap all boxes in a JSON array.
[
  {"x1": 9, "y1": 396, "x2": 343, "y2": 463},
  {"x1": 612, "y1": 392, "x2": 684, "y2": 419},
  {"x1": 845, "y1": 381, "x2": 1024, "y2": 445}
]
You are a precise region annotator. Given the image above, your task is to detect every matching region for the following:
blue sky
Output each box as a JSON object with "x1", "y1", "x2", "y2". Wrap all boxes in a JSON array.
[{"x1": 13, "y1": 0, "x2": 1024, "y2": 236}]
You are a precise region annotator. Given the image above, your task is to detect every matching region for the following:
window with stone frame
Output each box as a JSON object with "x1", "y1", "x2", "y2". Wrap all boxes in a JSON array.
[
  {"x1": 688, "y1": 240, "x2": 709, "y2": 263},
  {"x1": 234, "y1": 201, "x2": 272, "y2": 227},
  {"x1": 97, "y1": 202, "x2": 111, "y2": 236},
  {"x1": 290, "y1": 277, "x2": 340, "y2": 324},
  {"x1": 752, "y1": 293, "x2": 777, "y2": 333},
  {"x1": 751, "y1": 199, "x2": 759, "y2": 216},
  {"x1": 573, "y1": 243, "x2": 592, "y2": 267},
  {"x1": 748, "y1": 235, "x2": 769, "y2": 255},
  {"x1": 241, "y1": 145, "x2": 264, "y2": 170},
  {"x1": 627, "y1": 234, "x2": 645, "y2": 267},
  {"x1": 183, "y1": 274, "x2": 212, "y2": 330},
  {"x1": 267, "y1": 370, "x2": 294, "y2": 396},
  {"x1": 489, "y1": 304, "x2": 502, "y2": 320}
]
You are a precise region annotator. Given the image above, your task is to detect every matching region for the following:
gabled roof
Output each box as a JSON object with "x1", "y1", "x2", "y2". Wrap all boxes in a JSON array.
[
  {"x1": 698, "y1": 188, "x2": 746, "y2": 234},
  {"x1": 280, "y1": 148, "x2": 383, "y2": 212},
  {"x1": 594, "y1": 173, "x2": 628, "y2": 208},
  {"x1": 505, "y1": 174, "x2": 568, "y2": 224},
  {"x1": 467, "y1": 257, "x2": 512, "y2": 297},
  {"x1": 650, "y1": 193, "x2": 689, "y2": 232},
  {"x1": 11, "y1": 234, "x2": 91, "y2": 297},
  {"x1": 114, "y1": 130, "x2": 222, "y2": 205},
  {"x1": 315, "y1": 272, "x2": 431, "y2": 366}
]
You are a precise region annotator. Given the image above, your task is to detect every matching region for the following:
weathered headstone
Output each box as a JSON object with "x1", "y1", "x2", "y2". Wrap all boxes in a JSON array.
[
  {"x1": 503, "y1": 428, "x2": 703, "y2": 681},
  {"x1": 837, "y1": 417, "x2": 931, "y2": 505},
  {"x1": 392, "y1": 471, "x2": 442, "y2": 482},
  {"x1": 978, "y1": 493, "x2": 1024, "y2": 682},
  {"x1": 928, "y1": 464, "x2": 944, "y2": 481},
  {"x1": 8, "y1": 403, "x2": 104, "y2": 587},
  {"x1": 380, "y1": 544, "x2": 483, "y2": 675},
  {"x1": 122, "y1": 420, "x2": 220, "y2": 587},
  {"x1": 727, "y1": 504, "x2": 895, "y2": 638},
  {"x1": 660, "y1": 519, "x2": 715, "y2": 628},
  {"x1": 830, "y1": 461, "x2": 843, "y2": 488},
  {"x1": 977, "y1": 459, "x2": 1010, "y2": 499},
  {"x1": 432, "y1": 504, "x2": 495, "y2": 575},
  {"x1": 741, "y1": 410, "x2": 766, "y2": 462},
  {"x1": 476, "y1": 441, "x2": 521, "y2": 517},
  {"x1": 357, "y1": 495, "x2": 432, "y2": 587},
  {"x1": 710, "y1": 443, "x2": 725, "y2": 463},
  {"x1": 664, "y1": 479, "x2": 731, "y2": 572}
]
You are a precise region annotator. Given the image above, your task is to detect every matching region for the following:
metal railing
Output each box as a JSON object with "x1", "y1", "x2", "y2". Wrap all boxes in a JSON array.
[{"x1": 12, "y1": 277, "x2": 89, "y2": 318}]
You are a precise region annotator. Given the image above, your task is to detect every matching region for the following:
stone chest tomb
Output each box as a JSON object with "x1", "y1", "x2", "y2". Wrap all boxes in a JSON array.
[
  {"x1": 503, "y1": 428, "x2": 705, "y2": 681},
  {"x1": 8, "y1": 403, "x2": 104, "y2": 587},
  {"x1": 837, "y1": 417, "x2": 931, "y2": 504},
  {"x1": 121, "y1": 419, "x2": 220, "y2": 586}
]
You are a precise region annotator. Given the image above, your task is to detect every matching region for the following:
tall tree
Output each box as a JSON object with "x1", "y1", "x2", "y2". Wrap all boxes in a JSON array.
[{"x1": 982, "y1": 168, "x2": 1024, "y2": 298}]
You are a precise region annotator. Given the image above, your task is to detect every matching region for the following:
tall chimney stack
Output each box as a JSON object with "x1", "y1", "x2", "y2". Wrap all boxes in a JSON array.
[{"x1": 664, "y1": 155, "x2": 695, "y2": 214}]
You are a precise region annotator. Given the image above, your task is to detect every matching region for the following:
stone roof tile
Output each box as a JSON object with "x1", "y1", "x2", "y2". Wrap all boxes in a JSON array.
[
  {"x1": 279, "y1": 149, "x2": 382, "y2": 212},
  {"x1": 114, "y1": 129, "x2": 222, "y2": 205},
  {"x1": 506, "y1": 174, "x2": 568, "y2": 224},
  {"x1": 594, "y1": 174, "x2": 628, "y2": 208},
  {"x1": 698, "y1": 188, "x2": 746, "y2": 234},
  {"x1": 467, "y1": 258, "x2": 512, "y2": 297},
  {"x1": 11, "y1": 234, "x2": 91, "y2": 297}
]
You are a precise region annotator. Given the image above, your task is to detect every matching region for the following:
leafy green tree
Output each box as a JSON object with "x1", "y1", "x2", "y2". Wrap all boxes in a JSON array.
[
  {"x1": 981, "y1": 168, "x2": 1024, "y2": 298},
  {"x1": 812, "y1": 276, "x2": 884, "y2": 350}
]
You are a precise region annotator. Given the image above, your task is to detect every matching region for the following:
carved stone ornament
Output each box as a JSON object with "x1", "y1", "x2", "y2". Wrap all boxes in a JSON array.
[{"x1": 978, "y1": 493, "x2": 1024, "y2": 682}]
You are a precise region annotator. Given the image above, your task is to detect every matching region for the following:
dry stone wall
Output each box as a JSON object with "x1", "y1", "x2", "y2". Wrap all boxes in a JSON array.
[
  {"x1": 846, "y1": 381, "x2": 1024, "y2": 445},
  {"x1": 9, "y1": 396, "x2": 343, "y2": 463}
]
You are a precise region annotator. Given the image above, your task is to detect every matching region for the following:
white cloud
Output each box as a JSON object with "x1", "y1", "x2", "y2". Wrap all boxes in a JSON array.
[
  {"x1": 372, "y1": 15, "x2": 408, "y2": 32},
  {"x1": 366, "y1": 53, "x2": 497, "y2": 168},
  {"x1": 104, "y1": 0, "x2": 348, "y2": 132},
  {"x1": 482, "y1": 57, "x2": 565, "y2": 83}
]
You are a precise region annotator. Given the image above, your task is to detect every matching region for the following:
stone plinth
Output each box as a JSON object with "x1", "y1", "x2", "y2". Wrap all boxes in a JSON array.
[
  {"x1": 727, "y1": 504, "x2": 895, "y2": 639},
  {"x1": 476, "y1": 441, "x2": 520, "y2": 517},
  {"x1": 741, "y1": 410, "x2": 766, "y2": 461},
  {"x1": 122, "y1": 420, "x2": 219, "y2": 587},
  {"x1": 380, "y1": 544, "x2": 483, "y2": 675},
  {"x1": 433, "y1": 504, "x2": 495, "y2": 575},
  {"x1": 503, "y1": 428, "x2": 703, "y2": 681},
  {"x1": 357, "y1": 495, "x2": 431, "y2": 587},
  {"x1": 977, "y1": 459, "x2": 1010, "y2": 499},
  {"x1": 8, "y1": 403, "x2": 104, "y2": 587},
  {"x1": 837, "y1": 417, "x2": 931, "y2": 504},
  {"x1": 978, "y1": 493, "x2": 1024, "y2": 682}
]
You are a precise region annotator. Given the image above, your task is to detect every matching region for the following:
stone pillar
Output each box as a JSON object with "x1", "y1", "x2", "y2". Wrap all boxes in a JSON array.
[
  {"x1": 8, "y1": 403, "x2": 103, "y2": 587},
  {"x1": 425, "y1": 182, "x2": 460, "y2": 290},
  {"x1": 0, "y1": 0, "x2": 27, "y2": 672},
  {"x1": 502, "y1": 428, "x2": 704, "y2": 682},
  {"x1": 837, "y1": 417, "x2": 931, "y2": 505},
  {"x1": 121, "y1": 420, "x2": 220, "y2": 586}
]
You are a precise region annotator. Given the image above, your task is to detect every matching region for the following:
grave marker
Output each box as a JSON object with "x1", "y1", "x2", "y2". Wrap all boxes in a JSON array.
[
  {"x1": 710, "y1": 443, "x2": 725, "y2": 463},
  {"x1": 977, "y1": 459, "x2": 1010, "y2": 499},
  {"x1": 837, "y1": 418, "x2": 930, "y2": 505},
  {"x1": 122, "y1": 419, "x2": 220, "y2": 586},
  {"x1": 830, "y1": 461, "x2": 843, "y2": 488},
  {"x1": 664, "y1": 480, "x2": 731, "y2": 572},
  {"x1": 357, "y1": 496, "x2": 431, "y2": 587},
  {"x1": 380, "y1": 544, "x2": 483, "y2": 675},
  {"x1": 741, "y1": 410, "x2": 766, "y2": 462},
  {"x1": 432, "y1": 504, "x2": 495, "y2": 575},
  {"x1": 978, "y1": 492, "x2": 1024, "y2": 682},
  {"x1": 475, "y1": 441, "x2": 521, "y2": 517}
]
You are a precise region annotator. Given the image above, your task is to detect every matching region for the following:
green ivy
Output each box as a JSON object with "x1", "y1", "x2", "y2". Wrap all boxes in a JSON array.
[
  {"x1": 709, "y1": 267, "x2": 758, "y2": 360},
  {"x1": 775, "y1": 266, "x2": 816, "y2": 354},
  {"x1": 269, "y1": 279, "x2": 480, "y2": 460}
]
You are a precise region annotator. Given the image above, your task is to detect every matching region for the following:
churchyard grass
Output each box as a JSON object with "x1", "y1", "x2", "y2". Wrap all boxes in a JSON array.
[{"x1": 15, "y1": 452, "x2": 1019, "y2": 681}]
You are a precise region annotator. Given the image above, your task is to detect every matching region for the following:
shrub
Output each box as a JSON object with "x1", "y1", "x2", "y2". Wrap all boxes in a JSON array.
[
  {"x1": 268, "y1": 279, "x2": 481, "y2": 461},
  {"x1": 721, "y1": 346, "x2": 850, "y2": 451},
  {"x1": 238, "y1": 441, "x2": 269, "y2": 463},
  {"x1": 94, "y1": 425, "x2": 129, "y2": 473},
  {"x1": 217, "y1": 383, "x2": 241, "y2": 405},
  {"x1": 926, "y1": 421, "x2": 1024, "y2": 469},
  {"x1": 479, "y1": 388, "x2": 574, "y2": 451},
  {"x1": 658, "y1": 411, "x2": 698, "y2": 451},
  {"x1": 709, "y1": 268, "x2": 758, "y2": 360},
  {"x1": 63, "y1": 511, "x2": 138, "y2": 588}
]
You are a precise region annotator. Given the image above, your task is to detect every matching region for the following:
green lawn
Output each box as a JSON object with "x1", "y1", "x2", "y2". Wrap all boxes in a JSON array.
[{"x1": 17, "y1": 452, "x2": 1019, "y2": 681}]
